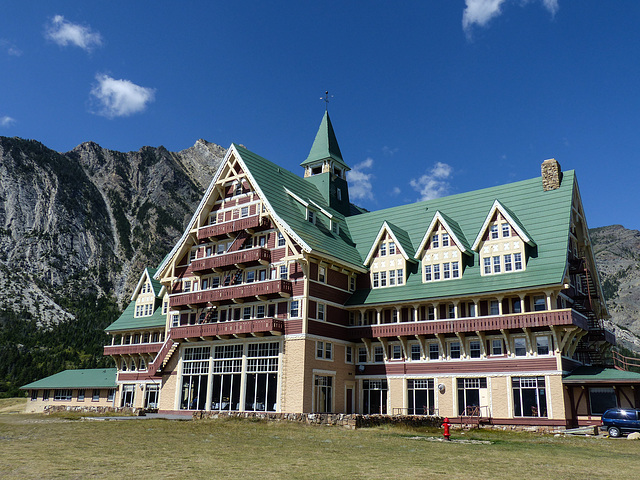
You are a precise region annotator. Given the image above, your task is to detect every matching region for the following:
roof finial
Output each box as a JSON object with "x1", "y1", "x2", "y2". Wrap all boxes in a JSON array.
[{"x1": 320, "y1": 90, "x2": 333, "y2": 111}]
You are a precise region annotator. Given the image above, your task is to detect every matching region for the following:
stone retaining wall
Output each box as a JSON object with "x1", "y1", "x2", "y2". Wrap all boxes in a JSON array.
[{"x1": 43, "y1": 405, "x2": 144, "y2": 415}]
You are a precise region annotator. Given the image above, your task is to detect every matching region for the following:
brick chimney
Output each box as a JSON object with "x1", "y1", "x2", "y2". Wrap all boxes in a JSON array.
[{"x1": 541, "y1": 158, "x2": 562, "y2": 191}]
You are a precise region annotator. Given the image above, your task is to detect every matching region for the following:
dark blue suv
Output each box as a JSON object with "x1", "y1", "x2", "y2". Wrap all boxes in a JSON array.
[{"x1": 601, "y1": 408, "x2": 640, "y2": 437}]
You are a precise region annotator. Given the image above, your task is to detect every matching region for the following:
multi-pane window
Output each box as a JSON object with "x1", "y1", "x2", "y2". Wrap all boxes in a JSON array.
[
  {"x1": 492, "y1": 339, "x2": 503, "y2": 356},
  {"x1": 316, "y1": 341, "x2": 332, "y2": 360},
  {"x1": 256, "y1": 305, "x2": 265, "y2": 318},
  {"x1": 457, "y1": 377, "x2": 487, "y2": 415},
  {"x1": 290, "y1": 300, "x2": 299, "y2": 318},
  {"x1": 54, "y1": 389, "x2": 73, "y2": 401},
  {"x1": 380, "y1": 243, "x2": 387, "y2": 256},
  {"x1": 397, "y1": 269, "x2": 404, "y2": 285},
  {"x1": 345, "y1": 346, "x2": 353, "y2": 363},
  {"x1": 429, "y1": 343, "x2": 439, "y2": 360},
  {"x1": 536, "y1": 336, "x2": 550, "y2": 355},
  {"x1": 469, "y1": 340, "x2": 481, "y2": 358},
  {"x1": 449, "y1": 342, "x2": 461, "y2": 359},
  {"x1": 533, "y1": 295, "x2": 546, "y2": 311},
  {"x1": 502, "y1": 223, "x2": 510, "y2": 237},
  {"x1": 315, "y1": 375, "x2": 333, "y2": 413},
  {"x1": 77, "y1": 389, "x2": 85, "y2": 401},
  {"x1": 484, "y1": 257, "x2": 491, "y2": 274},
  {"x1": 514, "y1": 337, "x2": 527, "y2": 356},
  {"x1": 504, "y1": 254, "x2": 513, "y2": 271},
  {"x1": 280, "y1": 265, "x2": 288, "y2": 280},
  {"x1": 490, "y1": 300, "x2": 499, "y2": 316},
  {"x1": 389, "y1": 270, "x2": 396, "y2": 286},
  {"x1": 514, "y1": 253, "x2": 523, "y2": 270},
  {"x1": 490, "y1": 225, "x2": 499, "y2": 239},
  {"x1": 407, "y1": 379, "x2": 435, "y2": 415},
  {"x1": 308, "y1": 210, "x2": 315, "y2": 223},
  {"x1": 241, "y1": 206, "x2": 249, "y2": 218},
  {"x1": 317, "y1": 303, "x2": 325, "y2": 321},
  {"x1": 411, "y1": 344, "x2": 421, "y2": 361},
  {"x1": 427, "y1": 306, "x2": 435, "y2": 321},
  {"x1": 380, "y1": 271, "x2": 387, "y2": 287},
  {"x1": 92, "y1": 389, "x2": 100, "y2": 401},
  {"x1": 493, "y1": 256, "x2": 501, "y2": 273},
  {"x1": 277, "y1": 232, "x2": 286, "y2": 247},
  {"x1": 433, "y1": 264, "x2": 440, "y2": 280},
  {"x1": 443, "y1": 263, "x2": 450, "y2": 279},
  {"x1": 358, "y1": 347, "x2": 367, "y2": 363},
  {"x1": 350, "y1": 276, "x2": 356, "y2": 291},
  {"x1": 388, "y1": 242, "x2": 396, "y2": 255},
  {"x1": 392, "y1": 345, "x2": 402, "y2": 360},
  {"x1": 512, "y1": 377, "x2": 547, "y2": 417},
  {"x1": 452, "y1": 262, "x2": 459, "y2": 278},
  {"x1": 373, "y1": 272, "x2": 379, "y2": 288},
  {"x1": 432, "y1": 234, "x2": 439, "y2": 248},
  {"x1": 442, "y1": 233, "x2": 449, "y2": 247},
  {"x1": 374, "y1": 346, "x2": 384, "y2": 362},
  {"x1": 424, "y1": 265, "x2": 432, "y2": 281},
  {"x1": 318, "y1": 266, "x2": 326, "y2": 283}
]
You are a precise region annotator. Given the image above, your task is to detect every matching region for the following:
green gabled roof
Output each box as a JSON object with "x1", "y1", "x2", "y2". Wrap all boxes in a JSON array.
[
  {"x1": 300, "y1": 111, "x2": 350, "y2": 171},
  {"x1": 20, "y1": 368, "x2": 117, "y2": 390},
  {"x1": 234, "y1": 144, "x2": 364, "y2": 268},
  {"x1": 345, "y1": 171, "x2": 576, "y2": 306},
  {"x1": 105, "y1": 300, "x2": 166, "y2": 333},
  {"x1": 438, "y1": 211, "x2": 471, "y2": 253},
  {"x1": 563, "y1": 366, "x2": 640, "y2": 384},
  {"x1": 385, "y1": 221, "x2": 416, "y2": 262}
]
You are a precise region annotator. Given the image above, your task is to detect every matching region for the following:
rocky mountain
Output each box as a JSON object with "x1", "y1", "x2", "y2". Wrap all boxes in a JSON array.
[
  {"x1": 589, "y1": 225, "x2": 640, "y2": 351},
  {"x1": 0, "y1": 137, "x2": 225, "y2": 326}
]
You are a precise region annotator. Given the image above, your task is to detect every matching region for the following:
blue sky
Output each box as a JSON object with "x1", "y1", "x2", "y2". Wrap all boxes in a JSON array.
[{"x1": 1, "y1": 1, "x2": 639, "y2": 230}]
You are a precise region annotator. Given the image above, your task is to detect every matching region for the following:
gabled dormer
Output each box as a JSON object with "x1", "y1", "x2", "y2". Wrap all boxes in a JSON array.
[
  {"x1": 301, "y1": 111, "x2": 352, "y2": 216},
  {"x1": 415, "y1": 211, "x2": 470, "y2": 283},
  {"x1": 365, "y1": 221, "x2": 415, "y2": 288},
  {"x1": 472, "y1": 200, "x2": 535, "y2": 276},
  {"x1": 132, "y1": 268, "x2": 163, "y2": 318}
]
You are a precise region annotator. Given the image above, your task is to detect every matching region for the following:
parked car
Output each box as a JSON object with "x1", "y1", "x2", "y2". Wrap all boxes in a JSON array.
[{"x1": 600, "y1": 408, "x2": 640, "y2": 437}]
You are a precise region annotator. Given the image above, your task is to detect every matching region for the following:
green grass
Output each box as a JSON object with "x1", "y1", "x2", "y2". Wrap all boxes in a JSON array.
[{"x1": 0, "y1": 407, "x2": 638, "y2": 479}]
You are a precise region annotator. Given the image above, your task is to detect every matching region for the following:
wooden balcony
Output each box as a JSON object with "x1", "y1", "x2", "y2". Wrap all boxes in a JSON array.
[
  {"x1": 170, "y1": 318, "x2": 284, "y2": 340},
  {"x1": 103, "y1": 343, "x2": 163, "y2": 356},
  {"x1": 348, "y1": 309, "x2": 589, "y2": 340},
  {"x1": 190, "y1": 247, "x2": 270, "y2": 273},
  {"x1": 197, "y1": 215, "x2": 268, "y2": 240},
  {"x1": 169, "y1": 279, "x2": 293, "y2": 308}
]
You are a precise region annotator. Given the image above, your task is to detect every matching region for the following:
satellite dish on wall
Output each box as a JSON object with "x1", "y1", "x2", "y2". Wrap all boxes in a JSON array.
[{"x1": 438, "y1": 383, "x2": 446, "y2": 394}]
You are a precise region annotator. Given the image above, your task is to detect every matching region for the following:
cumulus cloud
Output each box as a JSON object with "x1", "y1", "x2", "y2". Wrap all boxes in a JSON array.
[
  {"x1": 347, "y1": 158, "x2": 375, "y2": 201},
  {"x1": 462, "y1": 0, "x2": 559, "y2": 37},
  {"x1": 90, "y1": 74, "x2": 156, "y2": 118},
  {"x1": 409, "y1": 162, "x2": 453, "y2": 201},
  {"x1": 45, "y1": 15, "x2": 103, "y2": 51},
  {"x1": 0, "y1": 116, "x2": 16, "y2": 127}
]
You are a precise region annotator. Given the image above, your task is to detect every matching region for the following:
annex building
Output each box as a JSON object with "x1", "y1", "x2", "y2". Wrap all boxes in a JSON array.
[{"x1": 23, "y1": 112, "x2": 640, "y2": 427}]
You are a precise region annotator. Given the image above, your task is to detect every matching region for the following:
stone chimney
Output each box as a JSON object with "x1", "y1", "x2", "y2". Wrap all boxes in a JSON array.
[{"x1": 541, "y1": 158, "x2": 562, "y2": 191}]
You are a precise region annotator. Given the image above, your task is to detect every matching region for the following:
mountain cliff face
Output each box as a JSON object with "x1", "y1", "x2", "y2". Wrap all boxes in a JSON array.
[
  {"x1": 0, "y1": 137, "x2": 225, "y2": 325},
  {"x1": 589, "y1": 225, "x2": 640, "y2": 351}
]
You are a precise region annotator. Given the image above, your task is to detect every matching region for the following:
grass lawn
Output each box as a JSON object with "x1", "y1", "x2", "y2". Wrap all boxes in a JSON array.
[{"x1": 1, "y1": 399, "x2": 638, "y2": 479}]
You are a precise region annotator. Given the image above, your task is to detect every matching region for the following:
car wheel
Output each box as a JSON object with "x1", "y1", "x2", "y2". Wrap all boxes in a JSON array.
[{"x1": 608, "y1": 426, "x2": 621, "y2": 438}]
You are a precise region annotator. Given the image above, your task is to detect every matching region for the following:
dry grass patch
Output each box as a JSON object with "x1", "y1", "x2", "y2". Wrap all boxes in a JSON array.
[{"x1": 0, "y1": 413, "x2": 638, "y2": 479}]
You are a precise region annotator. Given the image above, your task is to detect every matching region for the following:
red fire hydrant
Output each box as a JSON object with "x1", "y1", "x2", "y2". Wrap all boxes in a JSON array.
[{"x1": 443, "y1": 417, "x2": 451, "y2": 441}]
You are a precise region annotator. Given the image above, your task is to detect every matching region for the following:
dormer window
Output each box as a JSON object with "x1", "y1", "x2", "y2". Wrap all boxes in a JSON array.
[
  {"x1": 337, "y1": 188, "x2": 342, "y2": 201},
  {"x1": 308, "y1": 210, "x2": 315, "y2": 224},
  {"x1": 442, "y1": 233, "x2": 449, "y2": 247},
  {"x1": 234, "y1": 182, "x2": 242, "y2": 196},
  {"x1": 380, "y1": 243, "x2": 387, "y2": 256},
  {"x1": 502, "y1": 223, "x2": 510, "y2": 237},
  {"x1": 388, "y1": 242, "x2": 396, "y2": 255},
  {"x1": 311, "y1": 166, "x2": 322, "y2": 175},
  {"x1": 490, "y1": 225, "x2": 499, "y2": 239},
  {"x1": 432, "y1": 234, "x2": 439, "y2": 248}
]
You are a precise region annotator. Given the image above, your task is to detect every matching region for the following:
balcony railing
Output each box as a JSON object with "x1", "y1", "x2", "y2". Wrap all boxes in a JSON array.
[
  {"x1": 348, "y1": 309, "x2": 589, "y2": 340},
  {"x1": 103, "y1": 343, "x2": 163, "y2": 356},
  {"x1": 170, "y1": 318, "x2": 284, "y2": 339},
  {"x1": 197, "y1": 215, "x2": 268, "y2": 240},
  {"x1": 190, "y1": 247, "x2": 270, "y2": 273},
  {"x1": 169, "y1": 279, "x2": 293, "y2": 308}
]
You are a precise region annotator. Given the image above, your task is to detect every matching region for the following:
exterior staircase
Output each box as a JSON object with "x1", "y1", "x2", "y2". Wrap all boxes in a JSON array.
[{"x1": 148, "y1": 338, "x2": 180, "y2": 375}]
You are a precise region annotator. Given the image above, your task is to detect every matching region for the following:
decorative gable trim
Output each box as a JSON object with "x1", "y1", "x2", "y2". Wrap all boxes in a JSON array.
[
  {"x1": 414, "y1": 211, "x2": 471, "y2": 260},
  {"x1": 471, "y1": 200, "x2": 536, "y2": 251},
  {"x1": 131, "y1": 268, "x2": 153, "y2": 301},
  {"x1": 155, "y1": 145, "x2": 315, "y2": 281},
  {"x1": 364, "y1": 221, "x2": 413, "y2": 266}
]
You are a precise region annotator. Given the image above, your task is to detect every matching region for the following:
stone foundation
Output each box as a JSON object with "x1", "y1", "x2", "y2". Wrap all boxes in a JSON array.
[{"x1": 43, "y1": 405, "x2": 145, "y2": 415}]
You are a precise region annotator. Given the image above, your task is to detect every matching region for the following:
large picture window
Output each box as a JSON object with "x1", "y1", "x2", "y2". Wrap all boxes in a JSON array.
[
  {"x1": 211, "y1": 344, "x2": 243, "y2": 412},
  {"x1": 512, "y1": 376, "x2": 547, "y2": 417},
  {"x1": 180, "y1": 346, "x2": 211, "y2": 410},
  {"x1": 457, "y1": 377, "x2": 487, "y2": 416},
  {"x1": 245, "y1": 342, "x2": 279, "y2": 412},
  {"x1": 589, "y1": 387, "x2": 617, "y2": 415},
  {"x1": 314, "y1": 375, "x2": 333, "y2": 413},
  {"x1": 363, "y1": 379, "x2": 387, "y2": 414}
]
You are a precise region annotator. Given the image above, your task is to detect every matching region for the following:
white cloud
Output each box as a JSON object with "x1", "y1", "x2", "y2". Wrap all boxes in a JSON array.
[
  {"x1": 391, "y1": 186, "x2": 401, "y2": 196},
  {"x1": 45, "y1": 15, "x2": 103, "y2": 52},
  {"x1": 382, "y1": 146, "x2": 399, "y2": 156},
  {"x1": 462, "y1": 0, "x2": 559, "y2": 37},
  {"x1": 0, "y1": 39, "x2": 22, "y2": 57},
  {"x1": 0, "y1": 116, "x2": 16, "y2": 127},
  {"x1": 347, "y1": 158, "x2": 375, "y2": 201},
  {"x1": 409, "y1": 162, "x2": 453, "y2": 201},
  {"x1": 90, "y1": 74, "x2": 156, "y2": 118}
]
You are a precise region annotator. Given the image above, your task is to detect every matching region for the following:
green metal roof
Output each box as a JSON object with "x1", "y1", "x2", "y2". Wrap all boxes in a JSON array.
[
  {"x1": 344, "y1": 172, "x2": 576, "y2": 306},
  {"x1": 105, "y1": 300, "x2": 166, "y2": 333},
  {"x1": 563, "y1": 366, "x2": 640, "y2": 384},
  {"x1": 300, "y1": 111, "x2": 350, "y2": 171},
  {"x1": 146, "y1": 267, "x2": 162, "y2": 296},
  {"x1": 235, "y1": 144, "x2": 364, "y2": 267},
  {"x1": 21, "y1": 368, "x2": 117, "y2": 390}
]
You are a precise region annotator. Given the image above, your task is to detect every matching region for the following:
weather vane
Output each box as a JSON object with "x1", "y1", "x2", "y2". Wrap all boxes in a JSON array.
[{"x1": 320, "y1": 91, "x2": 334, "y2": 111}]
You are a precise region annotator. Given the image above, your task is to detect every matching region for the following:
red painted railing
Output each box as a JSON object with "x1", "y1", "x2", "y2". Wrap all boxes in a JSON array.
[
  {"x1": 169, "y1": 279, "x2": 293, "y2": 308},
  {"x1": 348, "y1": 309, "x2": 588, "y2": 340},
  {"x1": 612, "y1": 350, "x2": 640, "y2": 372},
  {"x1": 190, "y1": 247, "x2": 270, "y2": 273},
  {"x1": 170, "y1": 318, "x2": 284, "y2": 339},
  {"x1": 103, "y1": 343, "x2": 162, "y2": 356},
  {"x1": 197, "y1": 215, "x2": 267, "y2": 240}
]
